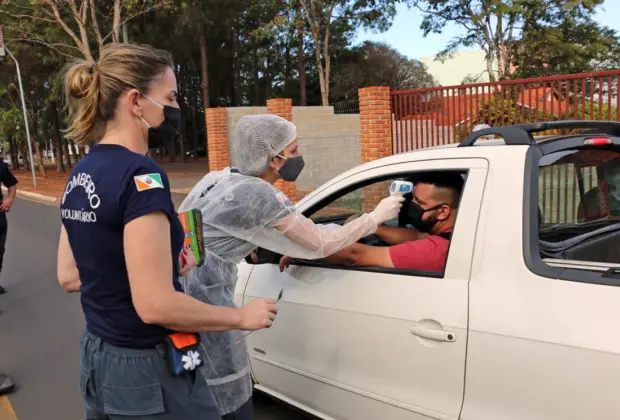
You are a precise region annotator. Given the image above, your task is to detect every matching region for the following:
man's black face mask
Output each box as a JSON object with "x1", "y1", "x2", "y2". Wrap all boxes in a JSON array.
[
  {"x1": 399, "y1": 192, "x2": 446, "y2": 234},
  {"x1": 407, "y1": 201, "x2": 445, "y2": 233}
]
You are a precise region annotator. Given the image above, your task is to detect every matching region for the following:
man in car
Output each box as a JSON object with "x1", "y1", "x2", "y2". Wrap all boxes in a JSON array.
[{"x1": 280, "y1": 172, "x2": 464, "y2": 272}]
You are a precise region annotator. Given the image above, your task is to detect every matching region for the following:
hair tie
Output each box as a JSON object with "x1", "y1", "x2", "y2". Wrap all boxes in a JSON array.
[{"x1": 89, "y1": 63, "x2": 98, "y2": 75}]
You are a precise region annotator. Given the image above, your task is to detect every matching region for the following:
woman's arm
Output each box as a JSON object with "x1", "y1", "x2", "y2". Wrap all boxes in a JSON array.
[
  {"x1": 125, "y1": 212, "x2": 277, "y2": 332},
  {"x1": 57, "y1": 225, "x2": 81, "y2": 293},
  {"x1": 262, "y1": 195, "x2": 404, "y2": 260}
]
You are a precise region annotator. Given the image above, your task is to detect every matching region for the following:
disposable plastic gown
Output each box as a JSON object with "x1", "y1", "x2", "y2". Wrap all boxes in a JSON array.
[{"x1": 178, "y1": 167, "x2": 381, "y2": 415}]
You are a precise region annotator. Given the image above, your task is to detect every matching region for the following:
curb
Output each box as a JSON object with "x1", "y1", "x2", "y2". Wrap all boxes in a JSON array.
[{"x1": 1, "y1": 187, "x2": 58, "y2": 205}]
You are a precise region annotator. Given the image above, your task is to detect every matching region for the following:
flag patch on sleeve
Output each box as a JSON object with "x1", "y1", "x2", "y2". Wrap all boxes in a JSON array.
[{"x1": 134, "y1": 173, "x2": 164, "y2": 191}]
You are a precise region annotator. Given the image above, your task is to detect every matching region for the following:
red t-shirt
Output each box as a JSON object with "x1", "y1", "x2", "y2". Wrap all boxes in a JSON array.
[{"x1": 388, "y1": 232, "x2": 451, "y2": 272}]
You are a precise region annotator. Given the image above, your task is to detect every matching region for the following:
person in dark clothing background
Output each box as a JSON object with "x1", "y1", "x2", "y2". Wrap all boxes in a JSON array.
[
  {"x1": 0, "y1": 153, "x2": 18, "y2": 295},
  {"x1": 0, "y1": 154, "x2": 17, "y2": 295},
  {"x1": 0, "y1": 153, "x2": 18, "y2": 397}
]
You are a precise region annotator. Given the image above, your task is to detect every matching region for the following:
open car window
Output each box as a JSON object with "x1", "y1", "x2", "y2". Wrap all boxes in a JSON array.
[
  {"x1": 310, "y1": 180, "x2": 393, "y2": 224},
  {"x1": 301, "y1": 171, "x2": 468, "y2": 276}
]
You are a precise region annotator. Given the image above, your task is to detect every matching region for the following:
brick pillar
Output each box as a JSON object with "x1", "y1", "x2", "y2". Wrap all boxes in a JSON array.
[
  {"x1": 206, "y1": 107, "x2": 229, "y2": 172},
  {"x1": 359, "y1": 87, "x2": 393, "y2": 212},
  {"x1": 267, "y1": 98, "x2": 297, "y2": 202}
]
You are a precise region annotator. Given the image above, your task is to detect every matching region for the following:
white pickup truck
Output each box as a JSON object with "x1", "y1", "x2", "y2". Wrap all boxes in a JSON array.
[{"x1": 234, "y1": 121, "x2": 620, "y2": 420}]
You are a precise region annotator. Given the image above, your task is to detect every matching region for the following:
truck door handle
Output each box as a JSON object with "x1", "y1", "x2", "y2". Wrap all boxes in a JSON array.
[{"x1": 411, "y1": 326, "x2": 456, "y2": 342}]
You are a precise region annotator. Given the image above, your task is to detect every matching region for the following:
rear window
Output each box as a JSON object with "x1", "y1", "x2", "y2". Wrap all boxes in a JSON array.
[{"x1": 538, "y1": 147, "x2": 620, "y2": 264}]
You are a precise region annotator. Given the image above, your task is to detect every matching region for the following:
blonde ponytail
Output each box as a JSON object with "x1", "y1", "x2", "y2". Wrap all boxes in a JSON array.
[
  {"x1": 64, "y1": 61, "x2": 100, "y2": 146},
  {"x1": 63, "y1": 44, "x2": 174, "y2": 146}
]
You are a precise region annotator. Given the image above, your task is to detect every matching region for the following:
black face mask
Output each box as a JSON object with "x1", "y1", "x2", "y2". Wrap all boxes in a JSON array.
[
  {"x1": 407, "y1": 201, "x2": 444, "y2": 233},
  {"x1": 277, "y1": 155, "x2": 305, "y2": 182},
  {"x1": 146, "y1": 105, "x2": 181, "y2": 150}
]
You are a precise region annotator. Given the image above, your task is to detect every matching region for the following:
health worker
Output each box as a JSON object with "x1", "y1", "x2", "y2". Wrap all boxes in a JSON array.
[{"x1": 179, "y1": 114, "x2": 405, "y2": 419}]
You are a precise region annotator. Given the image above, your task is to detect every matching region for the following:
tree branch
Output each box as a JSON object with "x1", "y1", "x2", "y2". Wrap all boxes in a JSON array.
[
  {"x1": 67, "y1": 0, "x2": 92, "y2": 59},
  {"x1": 89, "y1": 0, "x2": 104, "y2": 53},
  {"x1": 113, "y1": 0, "x2": 122, "y2": 42},
  {"x1": 9, "y1": 36, "x2": 81, "y2": 59},
  {"x1": 43, "y1": 0, "x2": 92, "y2": 61},
  {"x1": 101, "y1": 4, "x2": 157, "y2": 44},
  {"x1": 324, "y1": 4, "x2": 334, "y2": 101},
  {"x1": 0, "y1": 10, "x2": 57, "y2": 24}
]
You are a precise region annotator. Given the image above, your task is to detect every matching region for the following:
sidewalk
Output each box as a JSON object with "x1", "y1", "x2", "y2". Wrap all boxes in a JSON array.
[{"x1": 7, "y1": 159, "x2": 209, "y2": 204}]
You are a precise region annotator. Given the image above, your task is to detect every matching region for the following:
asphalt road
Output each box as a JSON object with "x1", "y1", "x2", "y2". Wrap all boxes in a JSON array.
[{"x1": 0, "y1": 197, "x2": 310, "y2": 420}]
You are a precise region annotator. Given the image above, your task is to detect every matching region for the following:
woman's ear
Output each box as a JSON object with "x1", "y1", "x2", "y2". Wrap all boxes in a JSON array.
[
  {"x1": 268, "y1": 156, "x2": 281, "y2": 170},
  {"x1": 127, "y1": 89, "x2": 143, "y2": 118}
]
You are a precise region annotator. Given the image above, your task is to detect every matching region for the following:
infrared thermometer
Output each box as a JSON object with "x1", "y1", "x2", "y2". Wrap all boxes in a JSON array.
[{"x1": 389, "y1": 180, "x2": 413, "y2": 197}]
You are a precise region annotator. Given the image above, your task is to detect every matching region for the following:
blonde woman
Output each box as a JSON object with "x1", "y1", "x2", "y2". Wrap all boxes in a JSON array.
[{"x1": 56, "y1": 43, "x2": 277, "y2": 419}]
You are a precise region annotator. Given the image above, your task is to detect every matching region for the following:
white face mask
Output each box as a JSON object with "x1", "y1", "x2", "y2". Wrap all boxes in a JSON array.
[{"x1": 139, "y1": 94, "x2": 165, "y2": 129}]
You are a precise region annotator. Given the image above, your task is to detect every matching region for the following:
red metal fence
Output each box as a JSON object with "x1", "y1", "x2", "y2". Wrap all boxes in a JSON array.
[{"x1": 390, "y1": 70, "x2": 620, "y2": 154}]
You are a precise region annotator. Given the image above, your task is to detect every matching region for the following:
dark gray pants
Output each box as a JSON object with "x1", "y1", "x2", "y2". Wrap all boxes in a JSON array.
[
  {"x1": 0, "y1": 215, "x2": 7, "y2": 274},
  {"x1": 221, "y1": 398, "x2": 252, "y2": 420},
  {"x1": 80, "y1": 330, "x2": 221, "y2": 419}
]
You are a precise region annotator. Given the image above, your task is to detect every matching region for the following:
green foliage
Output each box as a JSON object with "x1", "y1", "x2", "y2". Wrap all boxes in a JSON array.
[
  {"x1": 512, "y1": 7, "x2": 620, "y2": 78},
  {"x1": 0, "y1": 0, "x2": 404, "y2": 160},
  {"x1": 410, "y1": 0, "x2": 615, "y2": 81},
  {"x1": 330, "y1": 41, "x2": 437, "y2": 101}
]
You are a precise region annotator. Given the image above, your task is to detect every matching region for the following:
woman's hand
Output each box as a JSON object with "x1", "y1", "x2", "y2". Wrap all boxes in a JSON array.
[{"x1": 179, "y1": 244, "x2": 197, "y2": 276}]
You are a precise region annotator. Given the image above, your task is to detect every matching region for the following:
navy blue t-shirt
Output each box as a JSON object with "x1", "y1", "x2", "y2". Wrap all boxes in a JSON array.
[{"x1": 60, "y1": 144, "x2": 184, "y2": 348}]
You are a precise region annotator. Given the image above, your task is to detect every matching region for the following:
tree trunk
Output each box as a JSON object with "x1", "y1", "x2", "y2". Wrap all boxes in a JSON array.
[
  {"x1": 54, "y1": 104, "x2": 73, "y2": 168},
  {"x1": 33, "y1": 136, "x2": 47, "y2": 178},
  {"x1": 486, "y1": 48, "x2": 496, "y2": 82},
  {"x1": 63, "y1": 140, "x2": 73, "y2": 168},
  {"x1": 8, "y1": 135, "x2": 18, "y2": 171},
  {"x1": 51, "y1": 102, "x2": 65, "y2": 172},
  {"x1": 30, "y1": 115, "x2": 47, "y2": 178},
  {"x1": 199, "y1": 34, "x2": 209, "y2": 160},
  {"x1": 21, "y1": 143, "x2": 30, "y2": 172},
  {"x1": 297, "y1": 1, "x2": 307, "y2": 106},
  {"x1": 192, "y1": 91, "x2": 199, "y2": 160},
  {"x1": 232, "y1": 22, "x2": 242, "y2": 106},
  {"x1": 112, "y1": 0, "x2": 121, "y2": 42},
  {"x1": 254, "y1": 48, "x2": 261, "y2": 105},
  {"x1": 323, "y1": 10, "x2": 332, "y2": 105},
  {"x1": 53, "y1": 135, "x2": 64, "y2": 173},
  {"x1": 284, "y1": 22, "x2": 293, "y2": 94},
  {"x1": 68, "y1": 141, "x2": 78, "y2": 162},
  {"x1": 312, "y1": 35, "x2": 328, "y2": 106},
  {"x1": 265, "y1": 53, "x2": 272, "y2": 99},
  {"x1": 199, "y1": 35, "x2": 210, "y2": 109},
  {"x1": 122, "y1": 22, "x2": 129, "y2": 43},
  {"x1": 307, "y1": 19, "x2": 328, "y2": 106}
]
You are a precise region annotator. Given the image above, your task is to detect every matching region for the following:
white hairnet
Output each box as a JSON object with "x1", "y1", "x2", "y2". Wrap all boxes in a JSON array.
[
  {"x1": 473, "y1": 124, "x2": 491, "y2": 132},
  {"x1": 233, "y1": 114, "x2": 297, "y2": 177}
]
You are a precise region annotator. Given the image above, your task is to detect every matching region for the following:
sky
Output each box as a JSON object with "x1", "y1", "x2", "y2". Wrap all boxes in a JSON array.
[{"x1": 355, "y1": 0, "x2": 620, "y2": 60}]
